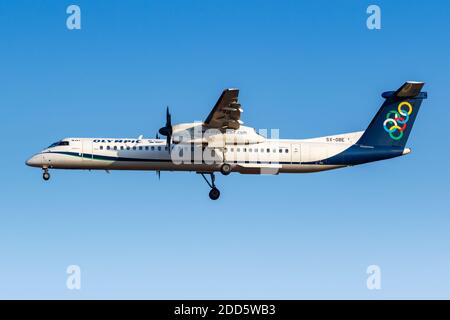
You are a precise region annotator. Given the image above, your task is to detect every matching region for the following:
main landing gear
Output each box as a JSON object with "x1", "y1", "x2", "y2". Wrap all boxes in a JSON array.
[
  {"x1": 220, "y1": 163, "x2": 232, "y2": 176},
  {"x1": 199, "y1": 163, "x2": 232, "y2": 200},
  {"x1": 200, "y1": 172, "x2": 220, "y2": 200},
  {"x1": 42, "y1": 168, "x2": 50, "y2": 181}
]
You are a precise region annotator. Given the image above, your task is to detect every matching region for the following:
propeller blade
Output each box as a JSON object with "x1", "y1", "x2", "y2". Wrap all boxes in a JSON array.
[
  {"x1": 166, "y1": 106, "x2": 171, "y2": 127},
  {"x1": 158, "y1": 105, "x2": 173, "y2": 152},
  {"x1": 158, "y1": 106, "x2": 173, "y2": 137},
  {"x1": 156, "y1": 170, "x2": 160, "y2": 180}
]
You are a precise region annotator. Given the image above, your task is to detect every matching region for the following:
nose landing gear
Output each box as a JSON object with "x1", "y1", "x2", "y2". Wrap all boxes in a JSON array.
[
  {"x1": 42, "y1": 168, "x2": 50, "y2": 181},
  {"x1": 200, "y1": 172, "x2": 220, "y2": 200}
]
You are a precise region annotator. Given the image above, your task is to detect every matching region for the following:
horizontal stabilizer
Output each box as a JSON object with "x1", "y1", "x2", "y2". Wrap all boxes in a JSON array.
[
  {"x1": 382, "y1": 81, "x2": 426, "y2": 99},
  {"x1": 395, "y1": 81, "x2": 424, "y2": 97}
]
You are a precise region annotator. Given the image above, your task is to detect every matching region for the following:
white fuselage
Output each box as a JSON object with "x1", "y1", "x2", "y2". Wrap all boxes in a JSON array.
[{"x1": 26, "y1": 130, "x2": 365, "y2": 174}]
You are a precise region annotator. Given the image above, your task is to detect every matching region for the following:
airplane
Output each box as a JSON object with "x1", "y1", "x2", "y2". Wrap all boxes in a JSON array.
[{"x1": 26, "y1": 81, "x2": 427, "y2": 200}]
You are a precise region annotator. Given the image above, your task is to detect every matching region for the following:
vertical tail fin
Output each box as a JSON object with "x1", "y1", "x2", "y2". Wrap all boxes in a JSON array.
[{"x1": 357, "y1": 81, "x2": 427, "y2": 147}]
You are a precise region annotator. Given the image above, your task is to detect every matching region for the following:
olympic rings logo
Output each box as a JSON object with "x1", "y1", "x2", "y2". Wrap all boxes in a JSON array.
[{"x1": 383, "y1": 101, "x2": 413, "y2": 140}]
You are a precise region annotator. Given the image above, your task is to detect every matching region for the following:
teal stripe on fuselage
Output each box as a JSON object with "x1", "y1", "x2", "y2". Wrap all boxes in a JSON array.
[
  {"x1": 48, "y1": 151, "x2": 300, "y2": 165},
  {"x1": 50, "y1": 151, "x2": 168, "y2": 162}
]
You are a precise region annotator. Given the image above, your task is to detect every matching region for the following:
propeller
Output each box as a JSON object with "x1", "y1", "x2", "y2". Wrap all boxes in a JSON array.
[
  {"x1": 158, "y1": 106, "x2": 173, "y2": 149},
  {"x1": 156, "y1": 106, "x2": 174, "y2": 179}
]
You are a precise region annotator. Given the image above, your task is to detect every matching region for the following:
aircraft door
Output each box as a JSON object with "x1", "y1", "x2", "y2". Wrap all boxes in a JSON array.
[
  {"x1": 70, "y1": 140, "x2": 82, "y2": 156},
  {"x1": 82, "y1": 140, "x2": 93, "y2": 161},
  {"x1": 291, "y1": 144, "x2": 301, "y2": 163}
]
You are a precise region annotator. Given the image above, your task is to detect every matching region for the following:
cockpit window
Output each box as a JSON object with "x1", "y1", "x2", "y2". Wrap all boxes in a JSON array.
[{"x1": 48, "y1": 141, "x2": 69, "y2": 148}]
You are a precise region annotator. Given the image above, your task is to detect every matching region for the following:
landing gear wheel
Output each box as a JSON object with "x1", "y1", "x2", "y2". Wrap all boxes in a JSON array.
[
  {"x1": 209, "y1": 187, "x2": 220, "y2": 200},
  {"x1": 43, "y1": 171, "x2": 50, "y2": 181},
  {"x1": 220, "y1": 163, "x2": 232, "y2": 176}
]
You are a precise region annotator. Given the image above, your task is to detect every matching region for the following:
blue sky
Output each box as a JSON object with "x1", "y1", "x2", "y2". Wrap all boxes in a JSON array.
[{"x1": 0, "y1": 0, "x2": 449, "y2": 299}]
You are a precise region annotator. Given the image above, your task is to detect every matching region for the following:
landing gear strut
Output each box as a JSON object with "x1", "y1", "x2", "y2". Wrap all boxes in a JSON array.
[
  {"x1": 42, "y1": 168, "x2": 50, "y2": 181},
  {"x1": 201, "y1": 172, "x2": 220, "y2": 200}
]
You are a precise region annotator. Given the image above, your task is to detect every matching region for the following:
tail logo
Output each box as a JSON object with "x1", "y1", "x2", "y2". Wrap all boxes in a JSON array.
[{"x1": 383, "y1": 101, "x2": 413, "y2": 140}]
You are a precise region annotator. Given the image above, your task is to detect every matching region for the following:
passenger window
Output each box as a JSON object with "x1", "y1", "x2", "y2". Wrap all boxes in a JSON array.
[
  {"x1": 267, "y1": 148, "x2": 270, "y2": 153},
  {"x1": 100, "y1": 146, "x2": 103, "y2": 150},
  {"x1": 139, "y1": 146, "x2": 142, "y2": 150},
  {"x1": 285, "y1": 149, "x2": 289, "y2": 153},
  {"x1": 107, "y1": 146, "x2": 110, "y2": 150},
  {"x1": 158, "y1": 146, "x2": 161, "y2": 151},
  {"x1": 279, "y1": 149, "x2": 282, "y2": 153},
  {"x1": 126, "y1": 146, "x2": 130, "y2": 150},
  {"x1": 132, "y1": 146, "x2": 136, "y2": 150},
  {"x1": 145, "y1": 146, "x2": 149, "y2": 150},
  {"x1": 243, "y1": 148, "x2": 247, "y2": 152},
  {"x1": 151, "y1": 146, "x2": 155, "y2": 151},
  {"x1": 120, "y1": 146, "x2": 124, "y2": 150},
  {"x1": 113, "y1": 146, "x2": 117, "y2": 150},
  {"x1": 237, "y1": 148, "x2": 240, "y2": 152}
]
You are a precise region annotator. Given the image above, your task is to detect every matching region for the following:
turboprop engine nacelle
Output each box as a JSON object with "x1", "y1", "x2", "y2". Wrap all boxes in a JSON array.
[
  {"x1": 170, "y1": 123, "x2": 266, "y2": 147},
  {"x1": 206, "y1": 126, "x2": 266, "y2": 148}
]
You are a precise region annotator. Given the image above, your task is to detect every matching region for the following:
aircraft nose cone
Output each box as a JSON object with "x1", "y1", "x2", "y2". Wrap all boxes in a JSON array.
[{"x1": 26, "y1": 154, "x2": 42, "y2": 167}]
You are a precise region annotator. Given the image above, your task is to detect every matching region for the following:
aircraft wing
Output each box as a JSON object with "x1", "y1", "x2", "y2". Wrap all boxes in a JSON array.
[{"x1": 204, "y1": 88, "x2": 243, "y2": 130}]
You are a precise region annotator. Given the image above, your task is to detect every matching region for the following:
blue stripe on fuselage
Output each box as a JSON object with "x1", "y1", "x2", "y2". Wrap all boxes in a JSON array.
[{"x1": 304, "y1": 145, "x2": 404, "y2": 166}]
